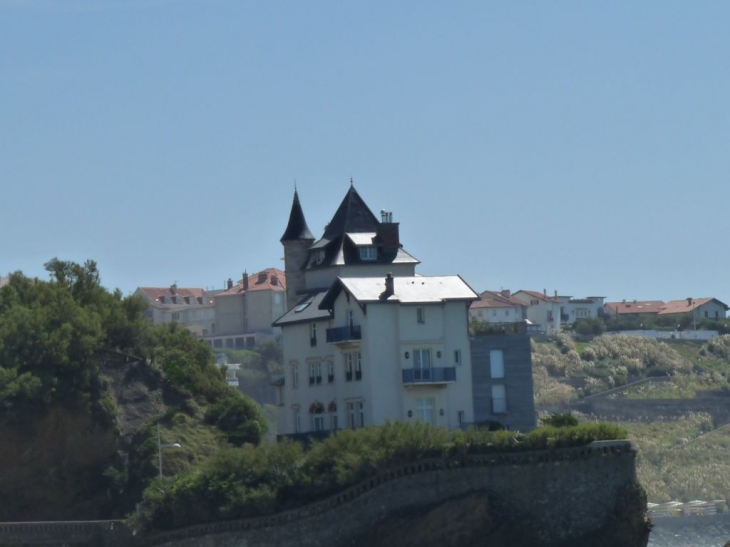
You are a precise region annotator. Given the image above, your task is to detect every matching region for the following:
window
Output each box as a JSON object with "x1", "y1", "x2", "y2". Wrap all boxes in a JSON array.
[
  {"x1": 705, "y1": 311, "x2": 709, "y2": 318},
  {"x1": 310, "y1": 323, "x2": 317, "y2": 347},
  {"x1": 477, "y1": 310, "x2": 483, "y2": 317},
  {"x1": 416, "y1": 307, "x2": 425, "y2": 324},
  {"x1": 159, "y1": 296, "x2": 166, "y2": 304},
  {"x1": 355, "y1": 353, "x2": 362, "y2": 381},
  {"x1": 457, "y1": 410, "x2": 465, "y2": 428},
  {"x1": 413, "y1": 349, "x2": 432, "y2": 380},
  {"x1": 492, "y1": 310, "x2": 497, "y2": 317},
  {"x1": 359, "y1": 246, "x2": 377, "y2": 261},
  {"x1": 293, "y1": 407, "x2": 301, "y2": 432},
  {"x1": 313, "y1": 249, "x2": 325, "y2": 265},
  {"x1": 292, "y1": 364, "x2": 299, "y2": 389},
  {"x1": 331, "y1": 413, "x2": 339, "y2": 431},
  {"x1": 172, "y1": 312, "x2": 181, "y2": 321},
  {"x1": 171, "y1": 296, "x2": 177, "y2": 304},
  {"x1": 348, "y1": 310, "x2": 354, "y2": 328},
  {"x1": 454, "y1": 350, "x2": 462, "y2": 365},
  {"x1": 492, "y1": 384, "x2": 507, "y2": 413},
  {"x1": 308, "y1": 363, "x2": 321, "y2": 385},
  {"x1": 327, "y1": 360, "x2": 335, "y2": 383},
  {"x1": 359, "y1": 401, "x2": 365, "y2": 428},
  {"x1": 490, "y1": 350, "x2": 505, "y2": 379},
  {"x1": 313, "y1": 415, "x2": 325, "y2": 431},
  {"x1": 415, "y1": 398, "x2": 435, "y2": 425},
  {"x1": 347, "y1": 402, "x2": 356, "y2": 429}
]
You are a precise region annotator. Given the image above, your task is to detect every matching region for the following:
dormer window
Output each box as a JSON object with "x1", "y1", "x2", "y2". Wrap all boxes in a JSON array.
[
  {"x1": 359, "y1": 246, "x2": 377, "y2": 261},
  {"x1": 159, "y1": 296, "x2": 166, "y2": 304},
  {"x1": 313, "y1": 250, "x2": 325, "y2": 265}
]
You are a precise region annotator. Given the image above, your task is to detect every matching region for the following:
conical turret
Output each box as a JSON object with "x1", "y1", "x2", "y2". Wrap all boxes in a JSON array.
[{"x1": 281, "y1": 189, "x2": 314, "y2": 307}]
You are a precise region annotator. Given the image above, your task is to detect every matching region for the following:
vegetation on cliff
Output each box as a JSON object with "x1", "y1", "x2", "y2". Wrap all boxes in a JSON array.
[
  {"x1": 532, "y1": 334, "x2": 730, "y2": 404},
  {"x1": 0, "y1": 260, "x2": 268, "y2": 521},
  {"x1": 134, "y1": 420, "x2": 627, "y2": 531}
]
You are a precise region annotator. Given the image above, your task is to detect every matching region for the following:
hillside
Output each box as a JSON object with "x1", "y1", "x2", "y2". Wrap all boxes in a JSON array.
[
  {"x1": 0, "y1": 261, "x2": 267, "y2": 521},
  {"x1": 534, "y1": 334, "x2": 730, "y2": 502}
]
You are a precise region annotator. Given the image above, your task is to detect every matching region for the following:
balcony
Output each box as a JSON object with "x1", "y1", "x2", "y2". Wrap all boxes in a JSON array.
[
  {"x1": 326, "y1": 325, "x2": 362, "y2": 344},
  {"x1": 402, "y1": 367, "x2": 456, "y2": 385}
]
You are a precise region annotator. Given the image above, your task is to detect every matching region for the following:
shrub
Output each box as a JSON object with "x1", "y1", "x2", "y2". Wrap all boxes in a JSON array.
[{"x1": 541, "y1": 413, "x2": 579, "y2": 428}]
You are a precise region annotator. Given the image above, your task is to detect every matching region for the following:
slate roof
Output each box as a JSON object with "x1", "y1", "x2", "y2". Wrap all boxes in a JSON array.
[
  {"x1": 320, "y1": 275, "x2": 479, "y2": 308},
  {"x1": 281, "y1": 189, "x2": 314, "y2": 242},
  {"x1": 273, "y1": 291, "x2": 332, "y2": 326},
  {"x1": 307, "y1": 184, "x2": 419, "y2": 269}
]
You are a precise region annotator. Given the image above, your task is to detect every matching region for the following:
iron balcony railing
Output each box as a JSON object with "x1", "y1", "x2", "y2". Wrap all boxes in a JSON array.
[
  {"x1": 402, "y1": 367, "x2": 456, "y2": 384},
  {"x1": 326, "y1": 325, "x2": 362, "y2": 343}
]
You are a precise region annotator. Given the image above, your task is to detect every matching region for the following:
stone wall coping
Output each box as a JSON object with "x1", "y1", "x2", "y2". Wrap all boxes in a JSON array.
[{"x1": 137, "y1": 440, "x2": 633, "y2": 546}]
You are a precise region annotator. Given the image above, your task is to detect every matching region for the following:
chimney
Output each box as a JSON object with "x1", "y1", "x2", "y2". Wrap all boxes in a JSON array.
[
  {"x1": 554, "y1": 290, "x2": 558, "y2": 298},
  {"x1": 543, "y1": 288, "x2": 547, "y2": 297},
  {"x1": 377, "y1": 211, "x2": 400, "y2": 251},
  {"x1": 227, "y1": 278, "x2": 233, "y2": 290},
  {"x1": 242, "y1": 272, "x2": 249, "y2": 291},
  {"x1": 170, "y1": 283, "x2": 177, "y2": 295},
  {"x1": 384, "y1": 273, "x2": 394, "y2": 298},
  {"x1": 687, "y1": 297, "x2": 693, "y2": 307},
  {"x1": 501, "y1": 289, "x2": 511, "y2": 298}
]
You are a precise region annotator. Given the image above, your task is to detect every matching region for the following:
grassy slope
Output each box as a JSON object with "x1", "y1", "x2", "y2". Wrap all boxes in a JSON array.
[{"x1": 536, "y1": 335, "x2": 730, "y2": 502}]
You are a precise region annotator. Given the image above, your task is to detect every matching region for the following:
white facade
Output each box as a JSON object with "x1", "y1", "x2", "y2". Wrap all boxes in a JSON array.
[
  {"x1": 512, "y1": 291, "x2": 562, "y2": 335},
  {"x1": 555, "y1": 296, "x2": 605, "y2": 325},
  {"x1": 276, "y1": 276, "x2": 477, "y2": 435}
]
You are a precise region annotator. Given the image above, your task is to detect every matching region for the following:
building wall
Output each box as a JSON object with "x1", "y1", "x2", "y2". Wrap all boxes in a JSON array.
[
  {"x1": 469, "y1": 305, "x2": 525, "y2": 324},
  {"x1": 696, "y1": 301, "x2": 727, "y2": 321},
  {"x1": 214, "y1": 295, "x2": 245, "y2": 335},
  {"x1": 278, "y1": 299, "x2": 474, "y2": 435},
  {"x1": 471, "y1": 334, "x2": 536, "y2": 432}
]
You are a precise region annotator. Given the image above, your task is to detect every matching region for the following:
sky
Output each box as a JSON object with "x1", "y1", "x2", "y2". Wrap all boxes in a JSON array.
[{"x1": 2, "y1": 1, "x2": 729, "y2": 304}]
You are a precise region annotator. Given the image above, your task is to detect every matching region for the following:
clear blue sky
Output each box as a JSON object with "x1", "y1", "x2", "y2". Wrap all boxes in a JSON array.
[{"x1": 2, "y1": 1, "x2": 729, "y2": 304}]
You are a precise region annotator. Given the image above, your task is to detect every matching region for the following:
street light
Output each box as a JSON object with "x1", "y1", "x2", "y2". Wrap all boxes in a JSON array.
[{"x1": 157, "y1": 423, "x2": 181, "y2": 478}]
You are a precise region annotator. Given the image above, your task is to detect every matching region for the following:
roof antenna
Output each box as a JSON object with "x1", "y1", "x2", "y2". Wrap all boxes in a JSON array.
[
  {"x1": 294, "y1": 178, "x2": 297, "y2": 191},
  {"x1": 350, "y1": 177, "x2": 353, "y2": 186}
]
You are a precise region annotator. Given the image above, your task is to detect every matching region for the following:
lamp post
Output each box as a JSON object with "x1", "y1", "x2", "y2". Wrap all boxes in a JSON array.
[{"x1": 157, "y1": 424, "x2": 181, "y2": 478}]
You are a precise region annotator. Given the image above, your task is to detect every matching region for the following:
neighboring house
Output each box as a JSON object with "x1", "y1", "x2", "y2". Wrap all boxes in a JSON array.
[
  {"x1": 274, "y1": 184, "x2": 478, "y2": 436},
  {"x1": 206, "y1": 268, "x2": 287, "y2": 350},
  {"x1": 603, "y1": 300, "x2": 666, "y2": 319},
  {"x1": 0, "y1": 276, "x2": 9, "y2": 288},
  {"x1": 469, "y1": 290, "x2": 528, "y2": 324},
  {"x1": 134, "y1": 285, "x2": 215, "y2": 337},
  {"x1": 470, "y1": 331, "x2": 536, "y2": 432},
  {"x1": 512, "y1": 290, "x2": 562, "y2": 335},
  {"x1": 555, "y1": 295, "x2": 606, "y2": 325},
  {"x1": 657, "y1": 298, "x2": 729, "y2": 322}
]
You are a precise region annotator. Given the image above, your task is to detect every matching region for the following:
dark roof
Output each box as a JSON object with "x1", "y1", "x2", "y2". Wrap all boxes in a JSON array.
[
  {"x1": 273, "y1": 291, "x2": 332, "y2": 326},
  {"x1": 281, "y1": 189, "x2": 315, "y2": 242},
  {"x1": 307, "y1": 184, "x2": 419, "y2": 269},
  {"x1": 320, "y1": 184, "x2": 380, "y2": 241}
]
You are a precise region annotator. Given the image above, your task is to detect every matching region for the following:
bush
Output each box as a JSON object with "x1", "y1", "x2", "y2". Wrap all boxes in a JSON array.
[{"x1": 541, "y1": 413, "x2": 579, "y2": 428}]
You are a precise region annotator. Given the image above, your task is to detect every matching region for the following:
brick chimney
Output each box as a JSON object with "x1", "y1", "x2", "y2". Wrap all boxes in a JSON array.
[
  {"x1": 227, "y1": 278, "x2": 233, "y2": 290},
  {"x1": 501, "y1": 289, "x2": 511, "y2": 298},
  {"x1": 377, "y1": 211, "x2": 400, "y2": 251},
  {"x1": 242, "y1": 272, "x2": 249, "y2": 291}
]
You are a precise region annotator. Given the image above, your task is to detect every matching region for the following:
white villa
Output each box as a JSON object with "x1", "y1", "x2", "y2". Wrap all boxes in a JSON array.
[{"x1": 274, "y1": 184, "x2": 478, "y2": 436}]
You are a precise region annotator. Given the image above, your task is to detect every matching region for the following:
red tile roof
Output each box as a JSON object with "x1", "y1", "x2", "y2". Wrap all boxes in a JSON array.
[
  {"x1": 605, "y1": 300, "x2": 665, "y2": 315},
  {"x1": 515, "y1": 290, "x2": 560, "y2": 303},
  {"x1": 216, "y1": 268, "x2": 286, "y2": 297},
  {"x1": 471, "y1": 290, "x2": 529, "y2": 310},
  {"x1": 136, "y1": 286, "x2": 211, "y2": 306},
  {"x1": 657, "y1": 298, "x2": 728, "y2": 315}
]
